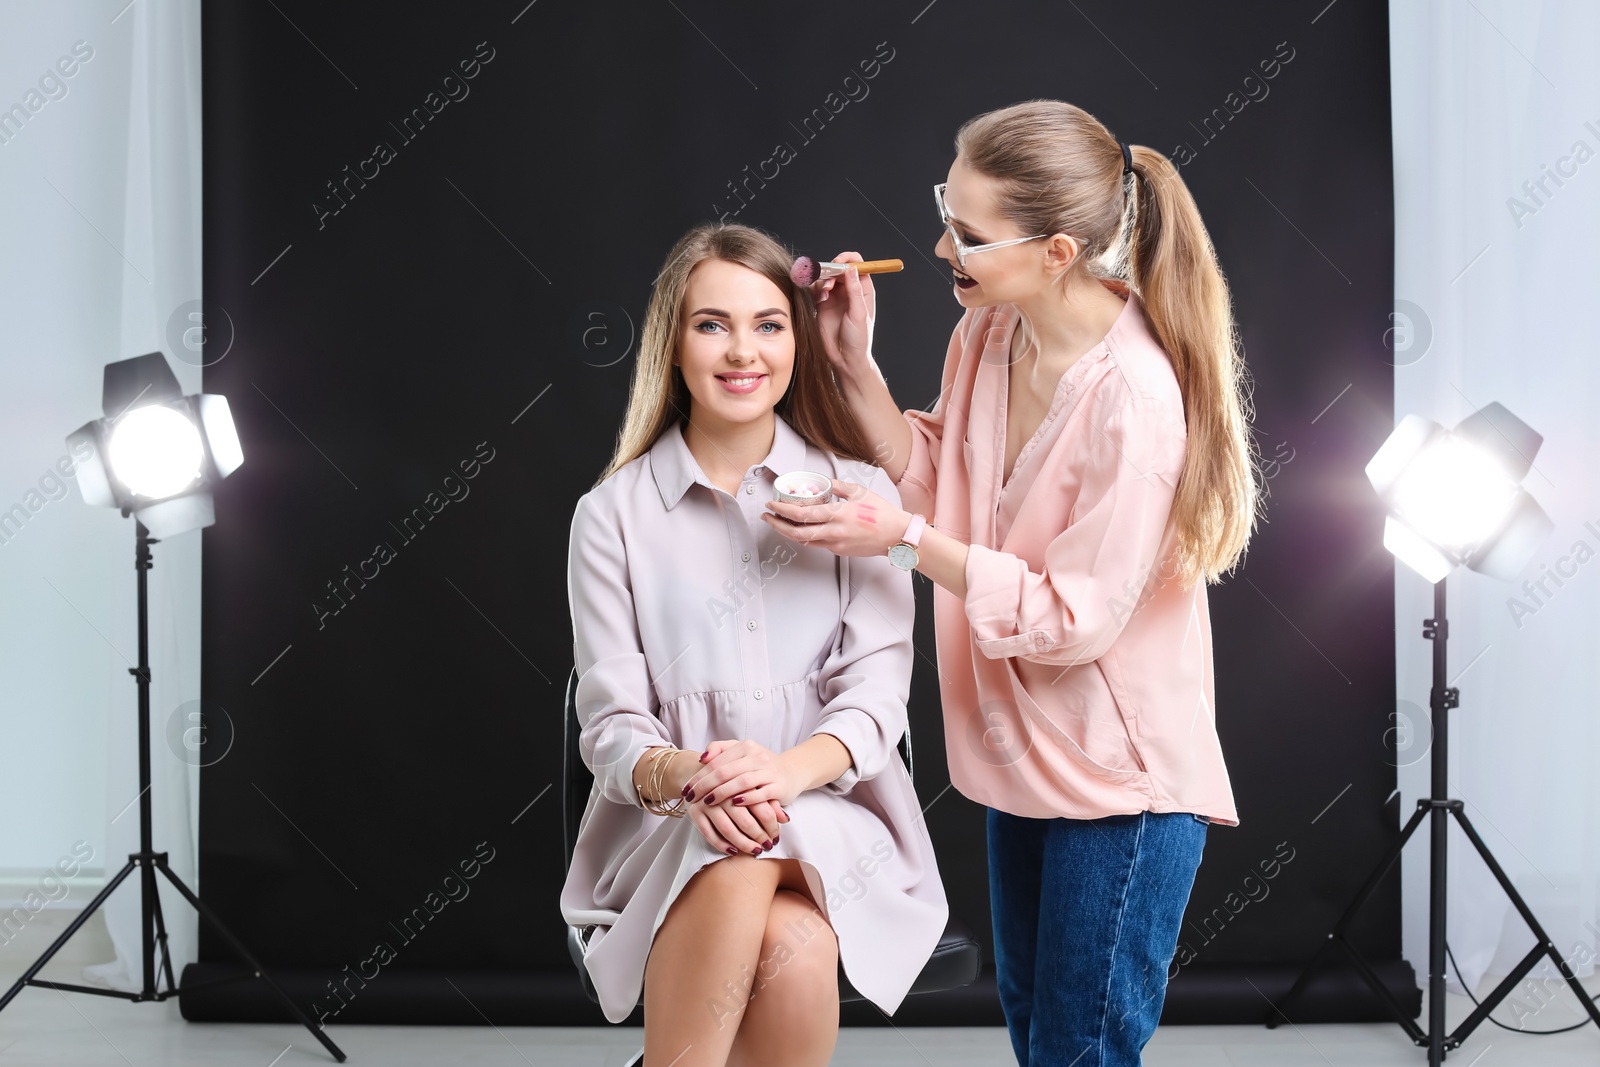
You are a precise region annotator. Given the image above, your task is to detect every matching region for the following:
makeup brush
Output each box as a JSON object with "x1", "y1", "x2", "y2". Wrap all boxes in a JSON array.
[{"x1": 790, "y1": 256, "x2": 904, "y2": 287}]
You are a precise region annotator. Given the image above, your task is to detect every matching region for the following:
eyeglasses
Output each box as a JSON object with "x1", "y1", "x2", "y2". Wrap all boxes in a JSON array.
[{"x1": 934, "y1": 183, "x2": 1053, "y2": 270}]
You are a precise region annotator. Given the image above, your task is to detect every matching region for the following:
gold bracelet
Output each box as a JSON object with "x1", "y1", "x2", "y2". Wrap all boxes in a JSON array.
[
  {"x1": 641, "y1": 746, "x2": 688, "y2": 818},
  {"x1": 658, "y1": 749, "x2": 688, "y2": 818},
  {"x1": 638, "y1": 747, "x2": 663, "y2": 808},
  {"x1": 636, "y1": 746, "x2": 661, "y2": 807},
  {"x1": 651, "y1": 749, "x2": 687, "y2": 818},
  {"x1": 647, "y1": 747, "x2": 671, "y2": 806}
]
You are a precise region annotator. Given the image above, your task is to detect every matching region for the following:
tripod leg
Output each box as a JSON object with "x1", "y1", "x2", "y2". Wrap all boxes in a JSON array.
[
  {"x1": 153, "y1": 863, "x2": 347, "y2": 1063},
  {"x1": 1328, "y1": 937, "x2": 1429, "y2": 1044},
  {"x1": 1339, "y1": 803, "x2": 1430, "y2": 936},
  {"x1": 149, "y1": 879, "x2": 179, "y2": 994},
  {"x1": 1428, "y1": 800, "x2": 1447, "y2": 1067},
  {"x1": 1448, "y1": 809, "x2": 1600, "y2": 1040},
  {"x1": 1266, "y1": 802, "x2": 1429, "y2": 1028},
  {"x1": 0, "y1": 860, "x2": 140, "y2": 1012},
  {"x1": 141, "y1": 852, "x2": 159, "y2": 998},
  {"x1": 1454, "y1": 942, "x2": 1549, "y2": 1042}
]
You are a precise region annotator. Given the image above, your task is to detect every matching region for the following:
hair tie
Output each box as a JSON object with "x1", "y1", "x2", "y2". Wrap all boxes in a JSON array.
[{"x1": 1120, "y1": 141, "x2": 1133, "y2": 176}]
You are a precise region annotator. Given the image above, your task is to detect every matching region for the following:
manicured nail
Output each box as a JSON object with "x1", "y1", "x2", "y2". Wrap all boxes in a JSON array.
[
  {"x1": 685, "y1": 789, "x2": 695, "y2": 801},
  {"x1": 680, "y1": 785, "x2": 690, "y2": 798},
  {"x1": 762, "y1": 840, "x2": 773, "y2": 850},
  {"x1": 733, "y1": 796, "x2": 745, "y2": 805},
  {"x1": 700, "y1": 751, "x2": 708, "y2": 763},
  {"x1": 726, "y1": 847, "x2": 738, "y2": 855},
  {"x1": 705, "y1": 793, "x2": 716, "y2": 804}
]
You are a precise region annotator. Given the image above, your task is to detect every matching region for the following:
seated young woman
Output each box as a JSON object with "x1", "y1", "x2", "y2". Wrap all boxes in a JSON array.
[{"x1": 560, "y1": 222, "x2": 949, "y2": 1067}]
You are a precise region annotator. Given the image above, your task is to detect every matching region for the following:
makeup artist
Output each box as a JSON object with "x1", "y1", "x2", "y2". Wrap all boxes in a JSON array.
[{"x1": 759, "y1": 99, "x2": 1261, "y2": 1066}]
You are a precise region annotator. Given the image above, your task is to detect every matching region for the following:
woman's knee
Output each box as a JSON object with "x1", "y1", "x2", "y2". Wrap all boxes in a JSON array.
[
  {"x1": 655, "y1": 856, "x2": 781, "y2": 954},
  {"x1": 751, "y1": 889, "x2": 837, "y2": 999}
]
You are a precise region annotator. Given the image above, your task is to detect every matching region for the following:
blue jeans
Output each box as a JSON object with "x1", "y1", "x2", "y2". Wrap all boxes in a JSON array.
[{"x1": 986, "y1": 807, "x2": 1208, "y2": 1067}]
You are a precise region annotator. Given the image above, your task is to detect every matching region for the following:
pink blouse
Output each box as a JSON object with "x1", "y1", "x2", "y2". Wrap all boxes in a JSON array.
[{"x1": 896, "y1": 282, "x2": 1239, "y2": 826}]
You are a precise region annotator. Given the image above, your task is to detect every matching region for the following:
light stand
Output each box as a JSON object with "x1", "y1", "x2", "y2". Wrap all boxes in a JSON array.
[
  {"x1": 1267, "y1": 577, "x2": 1600, "y2": 1062},
  {"x1": 1268, "y1": 400, "x2": 1597, "y2": 1063},
  {"x1": 0, "y1": 520, "x2": 345, "y2": 1062},
  {"x1": 2, "y1": 354, "x2": 339, "y2": 1057}
]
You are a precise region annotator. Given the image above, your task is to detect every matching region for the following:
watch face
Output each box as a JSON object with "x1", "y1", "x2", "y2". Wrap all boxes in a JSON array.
[{"x1": 888, "y1": 543, "x2": 918, "y2": 570}]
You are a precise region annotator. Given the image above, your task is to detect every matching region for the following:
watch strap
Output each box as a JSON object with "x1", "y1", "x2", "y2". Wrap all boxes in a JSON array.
[{"x1": 899, "y1": 513, "x2": 926, "y2": 548}]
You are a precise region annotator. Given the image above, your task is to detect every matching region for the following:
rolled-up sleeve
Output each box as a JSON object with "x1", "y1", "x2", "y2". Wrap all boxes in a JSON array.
[
  {"x1": 964, "y1": 394, "x2": 1186, "y2": 666},
  {"x1": 898, "y1": 312, "x2": 970, "y2": 518},
  {"x1": 567, "y1": 491, "x2": 671, "y2": 808},
  {"x1": 808, "y1": 467, "x2": 915, "y2": 795}
]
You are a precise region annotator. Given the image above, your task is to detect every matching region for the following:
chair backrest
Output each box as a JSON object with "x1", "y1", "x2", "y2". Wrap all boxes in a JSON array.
[{"x1": 562, "y1": 666, "x2": 913, "y2": 874}]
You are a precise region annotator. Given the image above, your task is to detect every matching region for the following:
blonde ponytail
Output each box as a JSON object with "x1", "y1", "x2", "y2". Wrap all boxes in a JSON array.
[{"x1": 1124, "y1": 144, "x2": 1260, "y2": 584}]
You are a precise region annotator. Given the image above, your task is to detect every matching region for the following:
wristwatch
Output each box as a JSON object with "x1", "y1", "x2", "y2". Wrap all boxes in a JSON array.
[{"x1": 888, "y1": 513, "x2": 926, "y2": 571}]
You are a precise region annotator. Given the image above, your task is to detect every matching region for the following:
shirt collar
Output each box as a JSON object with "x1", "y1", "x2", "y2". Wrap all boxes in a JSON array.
[{"x1": 649, "y1": 411, "x2": 812, "y2": 510}]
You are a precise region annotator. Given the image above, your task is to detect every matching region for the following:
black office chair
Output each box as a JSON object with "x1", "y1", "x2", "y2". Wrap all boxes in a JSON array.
[{"x1": 561, "y1": 666, "x2": 982, "y2": 1060}]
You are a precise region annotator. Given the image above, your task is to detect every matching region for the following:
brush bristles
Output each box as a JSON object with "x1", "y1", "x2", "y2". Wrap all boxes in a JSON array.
[{"x1": 790, "y1": 256, "x2": 820, "y2": 287}]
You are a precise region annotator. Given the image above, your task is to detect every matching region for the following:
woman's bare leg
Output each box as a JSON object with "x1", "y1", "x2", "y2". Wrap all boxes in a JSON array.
[
  {"x1": 643, "y1": 854, "x2": 781, "y2": 1067},
  {"x1": 725, "y1": 861, "x2": 840, "y2": 1067}
]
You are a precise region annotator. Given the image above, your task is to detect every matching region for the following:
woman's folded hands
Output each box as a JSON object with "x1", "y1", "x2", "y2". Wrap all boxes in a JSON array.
[{"x1": 683, "y1": 739, "x2": 800, "y2": 856}]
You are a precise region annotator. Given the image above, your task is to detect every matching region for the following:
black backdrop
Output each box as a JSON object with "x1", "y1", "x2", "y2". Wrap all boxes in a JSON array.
[{"x1": 190, "y1": 0, "x2": 1409, "y2": 1028}]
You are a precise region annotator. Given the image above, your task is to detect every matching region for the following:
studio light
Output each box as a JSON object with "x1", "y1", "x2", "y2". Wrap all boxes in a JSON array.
[
  {"x1": 1365, "y1": 402, "x2": 1553, "y2": 583},
  {"x1": 66, "y1": 351, "x2": 244, "y2": 537},
  {"x1": 0, "y1": 352, "x2": 346, "y2": 1061},
  {"x1": 1272, "y1": 401, "x2": 1599, "y2": 1064}
]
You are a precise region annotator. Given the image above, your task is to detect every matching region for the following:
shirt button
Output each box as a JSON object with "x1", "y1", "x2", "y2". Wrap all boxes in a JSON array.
[
  {"x1": 742, "y1": 551, "x2": 751, "y2": 562},
  {"x1": 745, "y1": 483, "x2": 755, "y2": 494},
  {"x1": 754, "y1": 688, "x2": 764, "y2": 699},
  {"x1": 747, "y1": 619, "x2": 757, "y2": 631}
]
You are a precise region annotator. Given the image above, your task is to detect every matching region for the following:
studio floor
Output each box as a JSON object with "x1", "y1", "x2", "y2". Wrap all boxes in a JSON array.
[{"x1": 3, "y1": 910, "x2": 1597, "y2": 1066}]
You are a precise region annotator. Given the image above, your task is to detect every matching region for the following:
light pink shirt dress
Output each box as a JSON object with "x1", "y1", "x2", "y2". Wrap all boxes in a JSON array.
[
  {"x1": 559, "y1": 413, "x2": 950, "y2": 1024},
  {"x1": 897, "y1": 281, "x2": 1239, "y2": 826}
]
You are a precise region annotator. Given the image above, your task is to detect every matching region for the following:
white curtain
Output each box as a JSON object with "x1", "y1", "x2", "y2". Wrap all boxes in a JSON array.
[
  {"x1": 86, "y1": 0, "x2": 205, "y2": 995},
  {"x1": 0, "y1": 0, "x2": 204, "y2": 994},
  {"x1": 1390, "y1": 0, "x2": 1599, "y2": 999}
]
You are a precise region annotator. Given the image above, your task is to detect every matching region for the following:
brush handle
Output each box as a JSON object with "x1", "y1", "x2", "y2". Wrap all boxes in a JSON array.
[{"x1": 821, "y1": 258, "x2": 904, "y2": 278}]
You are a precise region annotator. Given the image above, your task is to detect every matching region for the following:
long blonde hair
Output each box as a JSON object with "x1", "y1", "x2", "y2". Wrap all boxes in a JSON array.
[
  {"x1": 596, "y1": 223, "x2": 880, "y2": 486},
  {"x1": 955, "y1": 100, "x2": 1261, "y2": 586}
]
